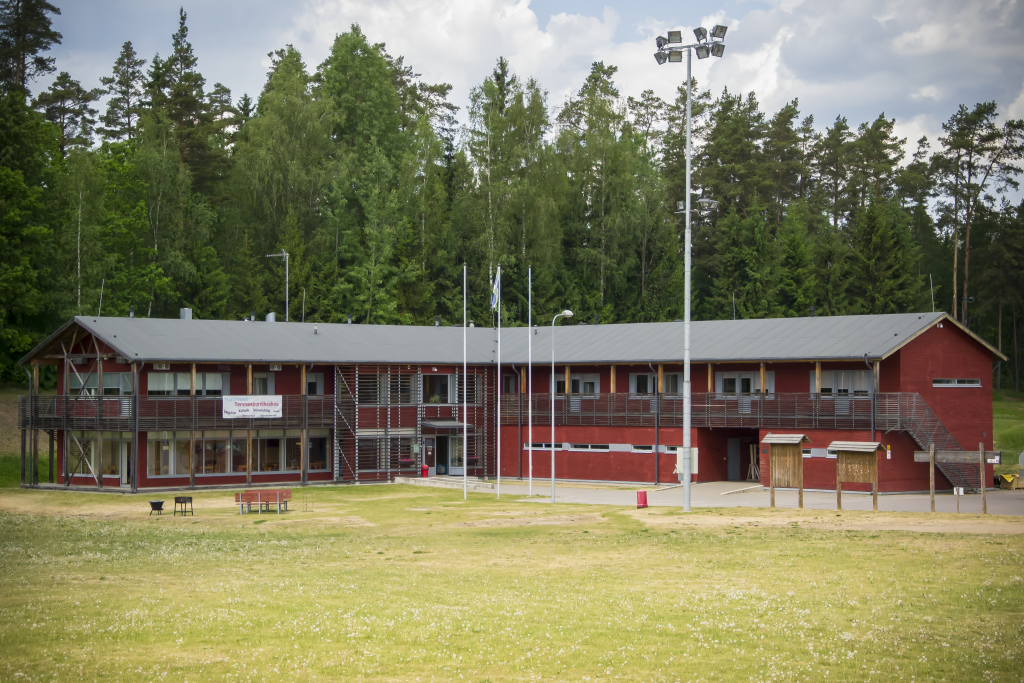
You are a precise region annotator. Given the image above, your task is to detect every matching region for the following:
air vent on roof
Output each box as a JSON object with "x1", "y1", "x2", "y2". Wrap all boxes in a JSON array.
[
  {"x1": 180, "y1": 308, "x2": 192, "y2": 320},
  {"x1": 266, "y1": 312, "x2": 276, "y2": 322}
]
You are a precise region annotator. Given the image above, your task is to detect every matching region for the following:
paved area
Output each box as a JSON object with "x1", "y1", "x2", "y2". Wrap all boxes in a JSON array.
[{"x1": 489, "y1": 478, "x2": 1024, "y2": 516}]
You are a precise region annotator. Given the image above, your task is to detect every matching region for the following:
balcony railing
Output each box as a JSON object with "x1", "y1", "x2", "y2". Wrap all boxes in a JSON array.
[
  {"x1": 499, "y1": 392, "x2": 950, "y2": 440},
  {"x1": 18, "y1": 395, "x2": 335, "y2": 432}
]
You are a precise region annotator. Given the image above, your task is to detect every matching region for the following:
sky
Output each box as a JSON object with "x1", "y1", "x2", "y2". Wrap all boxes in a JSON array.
[{"x1": 43, "y1": 0, "x2": 1024, "y2": 160}]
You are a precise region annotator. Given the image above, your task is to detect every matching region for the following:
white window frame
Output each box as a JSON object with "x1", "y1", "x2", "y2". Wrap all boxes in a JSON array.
[
  {"x1": 932, "y1": 378, "x2": 981, "y2": 388},
  {"x1": 716, "y1": 371, "x2": 775, "y2": 394},
  {"x1": 253, "y1": 372, "x2": 276, "y2": 396},
  {"x1": 629, "y1": 373, "x2": 656, "y2": 394}
]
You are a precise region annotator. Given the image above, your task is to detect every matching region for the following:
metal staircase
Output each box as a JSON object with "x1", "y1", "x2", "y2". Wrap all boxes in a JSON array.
[
  {"x1": 334, "y1": 366, "x2": 357, "y2": 482},
  {"x1": 893, "y1": 393, "x2": 980, "y2": 492}
]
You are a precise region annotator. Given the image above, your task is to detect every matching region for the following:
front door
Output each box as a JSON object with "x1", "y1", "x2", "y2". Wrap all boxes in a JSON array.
[
  {"x1": 727, "y1": 438, "x2": 741, "y2": 481},
  {"x1": 436, "y1": 436, "x2": 449, "y2": 475},
  {"x1": 448, "y1": 435, "x2": 464, "y2": 475}
]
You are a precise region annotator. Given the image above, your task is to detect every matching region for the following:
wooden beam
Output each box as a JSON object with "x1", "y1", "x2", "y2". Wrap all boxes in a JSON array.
[
  {"x1": 815, "y1": 362, "x2": 821, "y2": 393},
  {"x1": 657, "y1": 364, "x2": 664, "y2": 393},
  {"x1": 609, "y1": 365, "x2": 616, "y2": 394},
  {"x1": 760, "y1": 362, "x2": 766, "y2": 394},
  {"x1": 929, "y1": 443, "x2": 935, "y2": 513},
  {"x1": 564, "y1": 365, "x2": 570, "y2": 394},
  {"x1": 914, "y1": 450, "x2": 1000, "y2": 464},
  {"x1": 707, "y1": 364, "x2": 713, "y2": 393}
]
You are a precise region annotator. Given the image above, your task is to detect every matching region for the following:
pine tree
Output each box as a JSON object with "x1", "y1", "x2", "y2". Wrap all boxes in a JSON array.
[
  {"x1": 0, "y1": 0, "x2": 61, "y2": 89},
  {"x1": 848, "y1": 198, "x2": 922, "y2": 314},
  {"x1": 813, "y1": 116, "x2": 855, "y2": 229},
  {"x1": 99, "y1": 41, "x2": 146, "y2": 142},
  {"x1": 764, "y1": 99, "x2": 803, "y2": 232},
  {"x1": 32, "y1": 71, "x2": 101, "y2": 157}
]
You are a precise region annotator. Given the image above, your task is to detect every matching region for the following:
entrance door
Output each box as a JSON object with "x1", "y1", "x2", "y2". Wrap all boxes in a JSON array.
[
  {"x1": 424, "y1": 437, "x2": 436, "y2": 477},
  {"x1": 436, "y1": 436, "x2": 449, "y2": 475},
  {"x1": 727, "y1": 438, "x2": 741, "y2": 481},
  {"x1": 449, "y1": 435, "x2": 465, "y2": 476}
]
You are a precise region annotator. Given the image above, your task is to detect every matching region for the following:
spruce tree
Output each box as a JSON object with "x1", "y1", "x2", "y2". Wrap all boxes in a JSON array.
[
  {"x1": 777, "y1": 201, "x2": 815, "y2": 316},
  {"x1": 0, "y1": 0, "x2": 61, "y2": 89}
]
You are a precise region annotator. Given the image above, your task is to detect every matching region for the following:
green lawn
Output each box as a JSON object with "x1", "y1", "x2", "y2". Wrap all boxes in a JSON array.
[
  {"x1": 994, "y1": 390, "x2": 1024, "y2": 477},
  {"x1": 0, "y1": 485, "x2": 1021, "y2": 681}
]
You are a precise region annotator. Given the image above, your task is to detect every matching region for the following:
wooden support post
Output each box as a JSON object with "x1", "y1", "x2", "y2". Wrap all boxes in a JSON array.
[
  {"x1": 980, "y1": 442, "x2": 987, "y2": 515},
  {"x1": 301, "y1": 365, "x2": 308, "y2": 486},
  {"x1": 48, "y1": 429, "x2": 54, "y2": 484},
  {"x1": 760, "y1": 362, "x2": 766, "y2": 394},
  {"x1": 522, "y1": 366, "x2": 528, "y2": 394},
  {"x1": 657, "y1": 364, "x2": 664, "y2": 393},
  {"x1": 798, "y1": 445, "x2": 804, "y2": 510},
  {"x1": 815, "y1": 362, "x2": 821, "y2": 393},
  {"x1": 769, "y1": 447, "x2": 775, "y2": 508},
  {"x1": 873, "y1": 360, "x2": 880, "y2": 392},
  {"x1": 96, "y1": 340, "x2": 103, "y2": 489},
  {"x1": 929, "y1": 443, "x2": 935, "y2": 513},
  {"x1": 837, "y1": 454, "x2": 842, "y2": 511},
  {"x1": 20, "y1": 428, "x2": 26, "y2": 486},
  {"x1": 708, "y1": 364, "x2": 713, "y2": 393},
  {"x1": 247, "y1": 364, "x2": 253, "y2": 486},
  {"x1": 564, "y1": 365, "x2": 570, "y2": 394},
  {"x1": 32, "y1": 363, "x2": 39, "y2": 486},
  {"x1": 609, "y1": 365, "x2": 616, "y2": 394},
  {"x1": 872, "y1": 452, "x2": 878, "y2": 512},
  {"x1": 190, "y1": 363, "x2": 196, "y2": 489}
]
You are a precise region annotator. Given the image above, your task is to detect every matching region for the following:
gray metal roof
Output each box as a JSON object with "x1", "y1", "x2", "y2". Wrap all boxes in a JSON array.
[{"x1": 23, "y1": 311, "x2": 1000, "y2": 366}]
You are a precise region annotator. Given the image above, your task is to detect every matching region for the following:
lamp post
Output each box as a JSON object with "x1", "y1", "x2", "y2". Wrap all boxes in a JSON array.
[
  {"x1": 551, "y1": 309, "x2": 573, "y2": 503},
  {"x1": 266, "y1": 250, "x2": 289, "y2": 322},
  {"x1": 656, "y1": 24, "x2": 726, "y2": 512}
]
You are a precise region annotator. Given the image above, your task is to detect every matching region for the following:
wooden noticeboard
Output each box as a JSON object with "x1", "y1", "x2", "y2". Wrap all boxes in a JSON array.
[
  {"x1": 770, "y1": 444, "x2": 804, "y2": 508},
  {"x1": 836, "y1": 450, "x2": 879, "y2": 511}
]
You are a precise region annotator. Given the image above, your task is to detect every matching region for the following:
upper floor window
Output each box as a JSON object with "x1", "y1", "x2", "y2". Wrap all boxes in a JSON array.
[
  {"x1": 147, "y1": 372, "x2": 228, "y2": 396},
  {"x1": 933, "y1": 378, "x2": 980, "y2": 387}
]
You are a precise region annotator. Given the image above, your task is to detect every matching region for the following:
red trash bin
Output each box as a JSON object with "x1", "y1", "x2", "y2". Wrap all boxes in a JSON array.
[
  {"x1": 422, "y1": 464, "x2": 429, "y2": 478},
  {"x1": 637, "y1": 490, "x2": 648, "y2": 508}
]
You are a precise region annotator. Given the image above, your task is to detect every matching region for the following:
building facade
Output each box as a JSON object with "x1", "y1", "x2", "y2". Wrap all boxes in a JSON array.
[{"x1": 17, "y1": 312, "x2": 1003, "y2": 493}]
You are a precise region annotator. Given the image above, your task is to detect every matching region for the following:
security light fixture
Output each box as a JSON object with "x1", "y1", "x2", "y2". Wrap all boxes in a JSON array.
[
  {"x1": 697, "y1": 197, "x2": 720, "y2": 211},
  {"x1": 561, "y1": 309, "x2": 574, "y2": 318},
  {"x1": 654, "y1": 51, "x2": 668, "y2": 65},
  {"x1": 668, "y1": 50, "x2": 683, "y2": 62},
  {"x1": 695, "y1": 44, "x2": 710, "y2": 59},
  {"x1": 656, "y1": 35, "x2": 668, "y2": 49},
  {"x1": 711, "y1": 24, "x2": 728, "y2": 39},
  {"x1": 676, "y1": 200, "x2": 686, "y2": 212},
  {"x1": 711, "y1": 42, "x2": 725, "y2": 58},
  {"x1": 693, "y1": 27, "x2": 707, "y2": 43},
  {"x1": 667, "y1": 30, "x2": 682, "y2": 43}
]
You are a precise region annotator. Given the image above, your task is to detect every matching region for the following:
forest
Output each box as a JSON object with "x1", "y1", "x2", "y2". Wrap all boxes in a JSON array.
[{"x1": 1, "y1": 1, "x2": 1022, "y2": 389}]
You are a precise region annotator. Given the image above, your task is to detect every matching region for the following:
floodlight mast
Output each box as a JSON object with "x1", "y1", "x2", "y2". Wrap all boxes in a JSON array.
[{"x1": 653, "y1": 24, "x2": 726, "y2": 513}]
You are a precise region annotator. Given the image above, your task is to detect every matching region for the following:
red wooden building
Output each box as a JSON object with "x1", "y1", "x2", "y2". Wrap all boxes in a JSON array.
[{"x1": 17, "y1": 311, "x2": 1003, "y2": 493}]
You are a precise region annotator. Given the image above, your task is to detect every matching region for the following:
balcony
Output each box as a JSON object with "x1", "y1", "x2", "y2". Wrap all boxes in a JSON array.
[
  {"x1": 17, "y1": 395, "x2": 336, "y2": 432},
  {"x1": 500, "y1": 392, "x2": 953, "y2": 444}
]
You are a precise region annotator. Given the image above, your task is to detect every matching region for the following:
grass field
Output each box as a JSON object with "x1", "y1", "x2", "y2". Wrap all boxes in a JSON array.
[
  {"x1": 993, "y1": 390, "x2": 1024, "y2": 477},
  {"x1": 0, "y1": 485, "x2": 1021, "y2": 682}
]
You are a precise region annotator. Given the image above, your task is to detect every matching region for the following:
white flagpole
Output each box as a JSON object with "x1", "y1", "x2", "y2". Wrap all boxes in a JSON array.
[
  {"x1": 527, "y1": 266, "x2": 533, "y2": 497},
  {"x1": 496, "y1": 266, "x2": 501, "y2": 499},
  {"x1": 463, "y1": 262, "x2": 468, "y2": 501}
]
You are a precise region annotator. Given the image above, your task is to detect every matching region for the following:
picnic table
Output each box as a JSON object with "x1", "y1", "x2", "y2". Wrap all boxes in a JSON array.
[{"x1": 235, "y1": 489, "x2": 292, "y2": 515}]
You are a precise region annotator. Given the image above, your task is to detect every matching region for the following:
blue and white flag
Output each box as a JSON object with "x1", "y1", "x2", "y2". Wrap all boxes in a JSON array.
[{"x1": 490, "y1": 266, "x2": 501, "y2": 310}]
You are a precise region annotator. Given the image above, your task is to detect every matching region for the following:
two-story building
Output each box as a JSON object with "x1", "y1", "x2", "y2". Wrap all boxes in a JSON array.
[{"x1": 17, "y1": 311, "x2": 1003, "y2": 494}]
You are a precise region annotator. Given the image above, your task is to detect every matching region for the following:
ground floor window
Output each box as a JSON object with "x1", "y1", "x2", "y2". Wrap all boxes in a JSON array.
[
  {"x1": 70, "y1": 431, "x2": 131, "y2": 476},
  {"x1": 255, "y1": 430, "x2": 302, "y2": 473},
  {"x1": 309, "y1": 429, "x2": 330, "y2": 471}
]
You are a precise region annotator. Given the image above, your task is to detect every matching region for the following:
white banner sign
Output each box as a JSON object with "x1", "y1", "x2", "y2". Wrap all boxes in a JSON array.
[{"x1": 223, "y1": 395, "x2": 282, "y2": 418}]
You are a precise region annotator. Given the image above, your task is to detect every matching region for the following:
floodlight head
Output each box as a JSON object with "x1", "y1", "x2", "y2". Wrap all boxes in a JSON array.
[
  {"x1": 676, "y1": 200, "x2": 686, "y2": 212},
  {"x1": 711, "y1": 24, "x2": 728, "y2": 39},
  {"x1": 654, "y1": 51, "x2": 668, "y2": 65},
  {"x1": 668, "y1": 50, "x2": 683, "y2": 63},
  {"x1": 695, "y1": 44, "x2": 710, "y2": 59},
  {"x1": 697, "y1": 197, "x2": 720, "y2": 211},
  {"x1": 711, "y1": 42, "x2": 725, "y2": 58},
  {"x1": 693, "y1": 27, "x2": 708, "y2": 43},
  {"x1": 667, "y1": 30, "x2": 682, "y2": 44},
  {"x1": 562, "y1": 310, "x2": 574, "y2": 317},
  {"x1": 656, "y1": 35, "x2": 668, "y2": 49}
]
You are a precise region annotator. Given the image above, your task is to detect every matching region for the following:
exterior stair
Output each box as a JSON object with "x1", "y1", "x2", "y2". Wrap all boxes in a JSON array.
[{"x1": 897, "y1": 393, "x2": 982, "y2": 492}]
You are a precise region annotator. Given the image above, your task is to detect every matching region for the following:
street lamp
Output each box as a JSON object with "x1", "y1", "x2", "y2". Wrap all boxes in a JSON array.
[
  {"x1": 551, "y1": 309, "x2": 573, "y2": 503},
  {"x1": 654, "y1": 24, "x2": 726, "y2": 513},
  {"x1": 266, "y1": 250, "x2": 289, "y2": 322}
]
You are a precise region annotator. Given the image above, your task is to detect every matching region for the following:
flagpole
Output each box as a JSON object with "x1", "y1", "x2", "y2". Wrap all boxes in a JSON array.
[
  {"x1": 527, "y1": 266, "x2": 533, "y2": 498},
  {"x1": 463, "y1": 262, "x2": 467, "y2": 501},
  {"x1": 496, "y1": 266, "x2": 501, "y2": 499}
]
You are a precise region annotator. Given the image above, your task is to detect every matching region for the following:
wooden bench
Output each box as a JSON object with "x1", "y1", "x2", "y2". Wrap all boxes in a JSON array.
[{"x1": 235, "y1": 489, "x2": 292, "y2": 515}]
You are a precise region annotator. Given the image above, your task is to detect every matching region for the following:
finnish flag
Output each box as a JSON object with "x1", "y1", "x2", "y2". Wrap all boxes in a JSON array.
[{"x1": 490, "y1": 266, "x2": 501, "y2": 310}]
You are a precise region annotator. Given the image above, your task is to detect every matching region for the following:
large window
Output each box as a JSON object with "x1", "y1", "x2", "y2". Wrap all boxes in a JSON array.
[
  {"x1": 255, "y1": 430, "x2": 303, "y2": 472},
  {"x1": 809, "y1": 370, "x2": 869, "y2": 396},
  {"x1": 629, "y1": 373, "x2": 656, "y2": 394},
  {"x1": 423, "y1": 375, "x2": 449, "y2": 403},
  {"x1": 309, "y1": 429, "x2": 330, "y2": 471},
  {"x1": 70, "y1": 373, "x2": 132, "y2": 396},
  {"x1": 69, "y1": 432, "x2": 130, "y2": 476},
  {"x1": 147, "y1": 431, "x2": 192, "y2": 477},
  {"x1": 147, "y1": 372, "x2": 229, "y2": 396}
]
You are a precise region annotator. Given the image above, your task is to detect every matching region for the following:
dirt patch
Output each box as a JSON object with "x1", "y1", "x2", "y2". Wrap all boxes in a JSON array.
[
  {"x1": 621, "y1": 508, "x2": 1024, "y2": 535},
  {"x1": 454, "y1": 512, "x2": 606, "y2": 528}
]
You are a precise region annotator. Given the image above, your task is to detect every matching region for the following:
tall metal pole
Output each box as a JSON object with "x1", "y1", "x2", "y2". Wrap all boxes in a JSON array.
[
  {"x1": 496, "y1": 267, "x2": 501, "y2": 499},
  {"x1": 551, "y1": 314, "x2": 557, "y2": 503},
  {"x1": 463, "y1": 263, "x2": 468, "y2": 501},
  {"x1": 285, "y1": 252, "x2": 289, "y2": 323},
  {"x1": 682, "y1": 46, "x2": 693, "y2": 513},
  {"x1": 528, "y1": 267, "x2": 533, "y2": 497}
]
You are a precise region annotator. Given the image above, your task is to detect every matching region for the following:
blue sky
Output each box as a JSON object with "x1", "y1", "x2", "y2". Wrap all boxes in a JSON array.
[{"x1": 45, "y1": 0, "x2": 1024, "y2": 159}]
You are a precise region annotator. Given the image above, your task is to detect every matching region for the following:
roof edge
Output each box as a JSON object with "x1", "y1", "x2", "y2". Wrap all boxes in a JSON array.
[{"x1": 879, "y1": 312, "x2": 1007, "y2": 362}]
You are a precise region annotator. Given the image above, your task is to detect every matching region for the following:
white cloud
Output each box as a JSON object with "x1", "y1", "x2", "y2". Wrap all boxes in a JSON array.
[
  {"x1": 1007, "y1": 81, "x2": 1024, "y2": 120},
  {"x1": 911, "y1": 85, "x2": 943, "y2": 101}
]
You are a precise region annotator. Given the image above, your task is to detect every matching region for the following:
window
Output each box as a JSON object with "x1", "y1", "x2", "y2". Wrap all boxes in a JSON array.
[
  {"x1": 147, "y1": 372, "x2": 229, "y2": 396},
  {"x1": 811, "y1": 370, "x2": 869, "y2": 395},
  {"x1": 253, "y1": 372, "x2": 275, "y2": 395},
  {"x1": 568, "y1": 444, "x2": 610, "y2": 451},
  {"x1": 632, "y1": 444, "x2": 654, "y2": 453},
  {"x1": 629, "y1": 373, "x2": 656, "y2": 394},
  {"x1": 555, "y1": 378, "x2": 566, "y2": 394},
  {"x1": 503, "y1": 373, "x2": 517, "y2": 395},
  {"x1": 664, "y1": 373, "x2": 681, "y2": 394},
  {"x1": 255, "y1": 429, "x2": 303, "y2": 472},
  {"x1": 309, "y1": 429, "x2": 330, "y2": 471},
  {"x1": 423, "y1": 375, "x2": 450, "y2": 404},
  {"x1": 390, "y1": 374, "x2": 414, "y2": 404},
  {"x1": 932, "y1": 378, "x2": 981, "y2": 387},
  {"x1": 306, "y1": 373, "x2": 324, "y2": 396},
  {"x1": 196, "y1": 431, "x2": 230, "y2": 474},
  {"x1": 569, "y1": 373, "x2": 600, "y2": 395},
  {"x1": 70, "y1": 373, "x2": 133, "y2": 396},
  {"x1": 717, "y1": 372, "x2": 775, "y2": 394}
]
